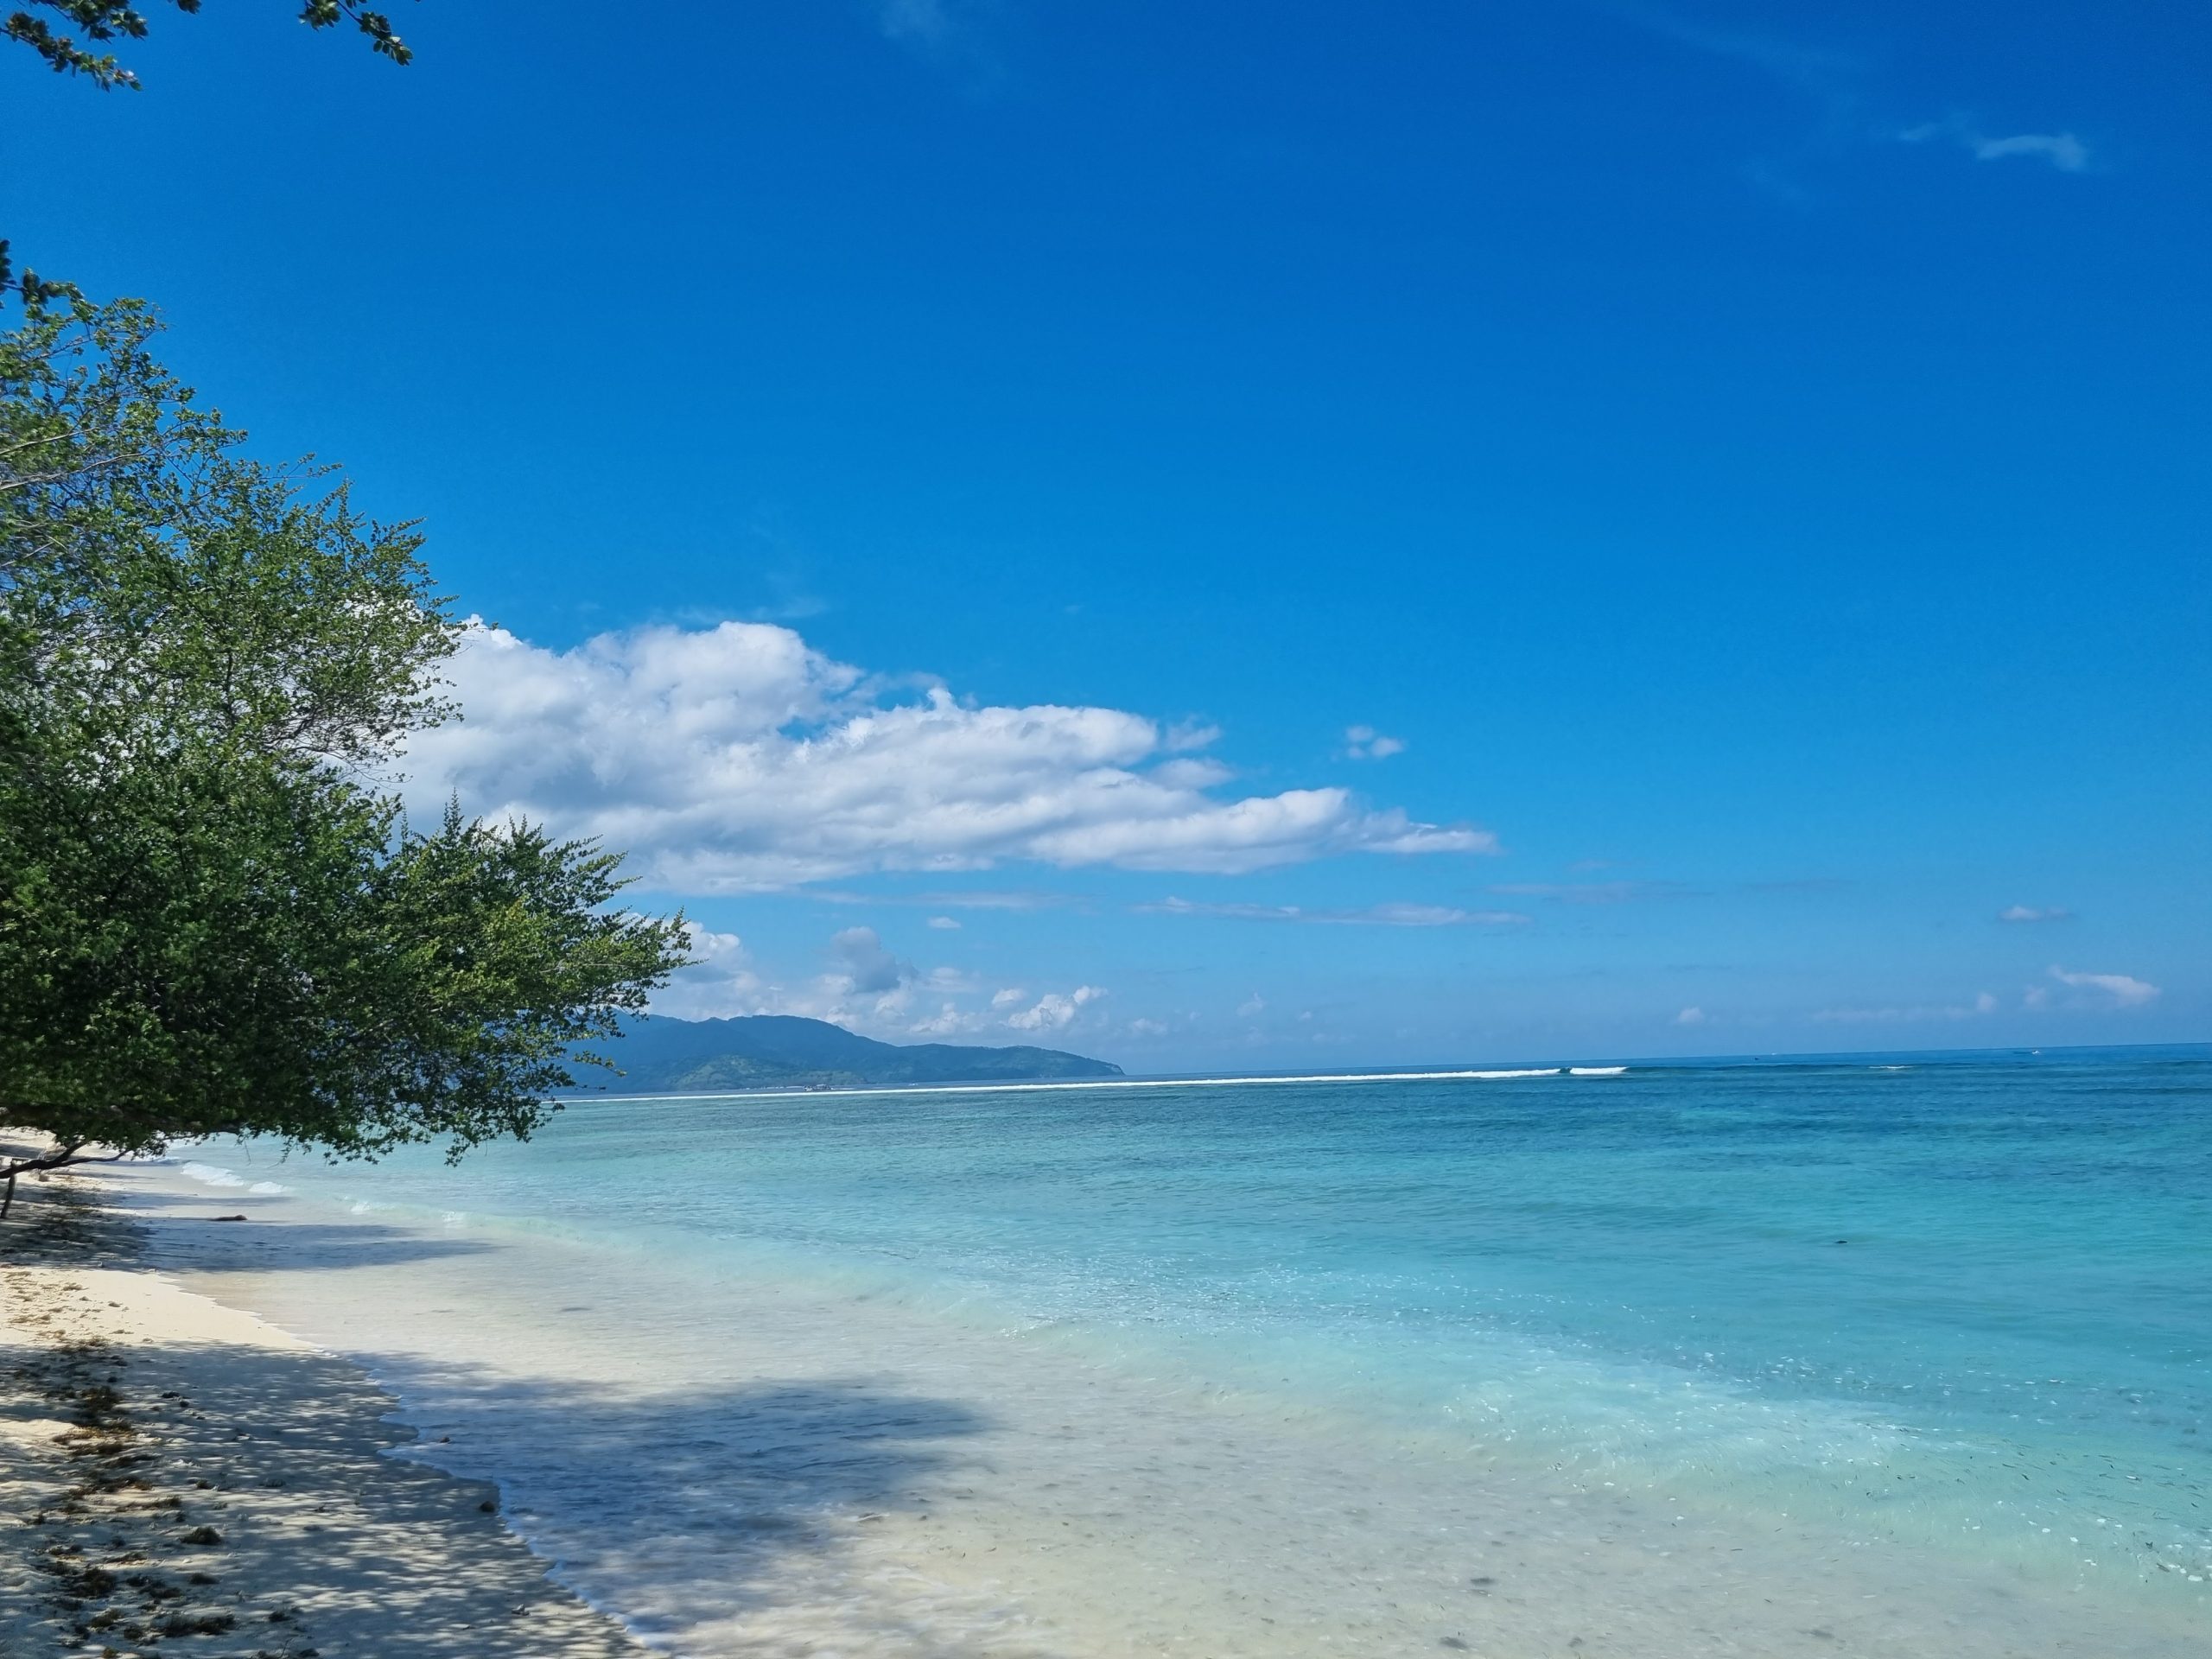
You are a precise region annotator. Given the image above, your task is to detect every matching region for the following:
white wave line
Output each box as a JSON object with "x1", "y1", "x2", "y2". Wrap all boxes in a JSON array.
[{"x1": 569, "y1": 1066, "x2": 1619, "y2": 1104}]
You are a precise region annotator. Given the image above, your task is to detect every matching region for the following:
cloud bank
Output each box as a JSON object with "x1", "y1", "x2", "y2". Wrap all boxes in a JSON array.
[
  {"x1": 405, "y1": 621, "x2": 1495, "y2": 893},
  {"x1": 652, "y1": 919, "x2": 1118, "y2": 1044}
]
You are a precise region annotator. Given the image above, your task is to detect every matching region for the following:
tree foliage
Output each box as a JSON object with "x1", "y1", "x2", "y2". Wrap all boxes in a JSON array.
[
  {"x1": 2, "y1": 297, "x2": 453, "y2": 765},
  {"x1": 4, "y1": 0, "x2": 412, "y2": 92},
  {"x1": 1, "y1": 296, "x2": 690, "y2": 1192}
]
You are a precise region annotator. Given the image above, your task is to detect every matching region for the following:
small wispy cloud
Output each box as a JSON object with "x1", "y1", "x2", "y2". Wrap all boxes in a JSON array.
[
  {"x1": 1899, "y1": 118, "x2": 2090, "y2": 173},
  {"x1": 926, "y1": 915, "x2": 962, "y2": 930},
  {"x1": 1491, "y1": 880, "x2": 1688, "y2": 906},
  {"x1": 1599, "y1": 0, "x2": 1862, "y2": 200},
  {"x1": 1143, "y1": 897, "x2": 1529, "y2": 928},
  {"x1": 1606, "y1": 8, "x2": 2102, "y2": 200},
  {"x1": 1974, "y1": 132, "x2": 2090, "y2": 170},
  {"x1": 1605, "y1": 3, "x2": 1859, "y2": 95},
  {"x1": 1815, "y1": 992, "x2": 1999, "y2": 1024},
  {"x1": 812, "y1": 889, "x2": 1081, "y2": 912},
  {"x1": 1674, "y1": 1006, "x2": 1707, "y2": 1027},
  {"x1": 879, "y1": 0, "x2": 951, "y2": 45},
  {"x1": 874, "y1": 0, "x2": 1007, "y2": 83},
  {"x1": 1998, "y1": 904, "x2": 2073, "y2": 925},
  {"x1": 2044, "y1": 964, "x2": 2159, "y2": 1009},
  {"x1": 906, "y1": 1003, "x2": 978, "y2": 1037},
  {"x1": 1497, "y1": 877, "x2": 1828, "y2": 902},
  {"x1": 1343, "y1": 725, "x2": 1408, "y2": 761}
]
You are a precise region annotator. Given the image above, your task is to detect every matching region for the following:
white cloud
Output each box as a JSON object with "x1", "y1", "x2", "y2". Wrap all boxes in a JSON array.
[
  {"x1": 1900, "y1": 118, "x2": 2089, "y2": 173},
  {"x1": 1006, "y1": 986, "x2": 1105, "y2": 1033},
  {"x1": 407, "y1": 621, "x2": 1494, "y2": 893},
  {"x1": 1674, "y1": 1007, "x2": 1707, "y2": 1027},
  {"x1": 1236, "y1": 992, "x2": 1266, "y2": 1018},
  {"x1": 1971, "y1": 131, "x2": 2089, "y2": 171},
  {"x1": 926, "y1": 915, "x2": 962, "y2": 930},
  {"x1": 1999, "y1": 904, "x2": 2072, "y2": 924},
  {"x1": 1344, "y1": 724, "x2": 1408, "y2": 761},
  {"x1": 648, "y1": 922, "x2": 1109, "y2": 1046},
  {"x1": 1143, "y1": 896, "x2": 1528, "y2": 927},
  {"x1": 649, "y1": 924, "x2": 764, "y2": 1020},
  {"x1": 2047, "y1": 964, "x2": 2159, "y2": 1009},
  {"x1": 907, "y1": 1002, "x2": 986, "y2": 1037},
  {"x1": 1127, "y1": 1017, "x2": 1169, "y2": 1038}
]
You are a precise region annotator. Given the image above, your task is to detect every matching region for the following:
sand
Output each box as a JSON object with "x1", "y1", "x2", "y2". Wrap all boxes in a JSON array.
[{"x1": 0, "y1": 1164, "x2": 649, "y2": 1659}]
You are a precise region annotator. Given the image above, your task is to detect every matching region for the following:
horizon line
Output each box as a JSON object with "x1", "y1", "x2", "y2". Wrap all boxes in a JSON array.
[{"x1": 563, "y1": 1039, "x2": 2208, "y2": 1106}]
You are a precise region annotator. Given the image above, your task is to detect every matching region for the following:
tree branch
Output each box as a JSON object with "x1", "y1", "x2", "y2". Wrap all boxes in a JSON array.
[{"x1": 0, "y1": 1139, "x2": 106, "y2": 1217}]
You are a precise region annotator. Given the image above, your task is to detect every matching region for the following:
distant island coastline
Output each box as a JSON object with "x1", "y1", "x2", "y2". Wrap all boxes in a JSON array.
[{"x1": 582, "y1": 1013, "x2": 1122, "y2": 1094}]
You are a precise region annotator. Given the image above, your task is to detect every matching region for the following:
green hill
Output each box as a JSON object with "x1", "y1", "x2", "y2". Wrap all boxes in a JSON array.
[{"x1": 581, "y1": 1014, "x2": 1122, "y2": 1093}]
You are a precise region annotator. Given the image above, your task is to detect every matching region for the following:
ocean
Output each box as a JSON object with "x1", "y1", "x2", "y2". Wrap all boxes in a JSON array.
[{"x1": 136, "y1": 1044, "x2": 2209, "y2": 1656}]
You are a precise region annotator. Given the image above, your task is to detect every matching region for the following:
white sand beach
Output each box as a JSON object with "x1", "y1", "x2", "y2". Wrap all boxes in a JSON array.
[{"x1": 0, "y1": 1164, "x2": 646, "y2": 1659}]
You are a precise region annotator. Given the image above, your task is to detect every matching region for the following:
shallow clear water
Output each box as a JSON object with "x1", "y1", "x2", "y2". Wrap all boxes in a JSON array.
[{"x1": 149, "y1": 1045, "x2": 2212, "y2": 1656}]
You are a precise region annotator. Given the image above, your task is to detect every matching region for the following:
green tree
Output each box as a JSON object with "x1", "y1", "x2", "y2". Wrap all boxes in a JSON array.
[{"x1": 0, "y1": 295, "x2": 690, "y2": 1209}]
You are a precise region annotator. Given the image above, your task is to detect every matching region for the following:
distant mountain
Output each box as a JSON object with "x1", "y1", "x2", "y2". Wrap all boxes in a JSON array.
[{"x1": 577, "y1": 1013, "x2": 1122, "y2": 1093}]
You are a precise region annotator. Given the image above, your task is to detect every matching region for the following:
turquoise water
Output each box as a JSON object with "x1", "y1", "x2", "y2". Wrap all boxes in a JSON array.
[{"x1": 162, "y1": 1044, "x2": 2212, "y2": 1652}]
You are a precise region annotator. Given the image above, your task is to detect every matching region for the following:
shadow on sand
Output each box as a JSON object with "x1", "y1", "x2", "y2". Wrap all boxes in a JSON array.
[
  {"x1": 168, "y1": 1341, "x2": 1000, "y2": 1652},
  {"x1": 4, "y1": 1173, "x2": 1007, "y2": 1657}
]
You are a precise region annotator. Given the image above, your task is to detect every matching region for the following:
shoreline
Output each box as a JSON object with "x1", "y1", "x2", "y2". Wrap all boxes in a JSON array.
[
  {"x1": 565, "y1": 1065, "x2": 1580, "y2": 1104},
  {"x1": 10, "y1": 1128, "x2": 2203, "y2": 1659},
  {"x1": 0, "y1": 1166, "x2": 649, "y2": 1659}
]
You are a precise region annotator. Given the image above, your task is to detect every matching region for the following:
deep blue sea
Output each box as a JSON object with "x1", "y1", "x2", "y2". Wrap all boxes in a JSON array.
[{"x1": 157, "y1": 1044, "x2": 2212, "y2": 1656}]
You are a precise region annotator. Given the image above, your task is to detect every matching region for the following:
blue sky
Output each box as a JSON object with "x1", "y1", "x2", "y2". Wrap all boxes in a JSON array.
[{"x1": 11, "y1": 1, "x2": 2207, "y2": 1066}]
